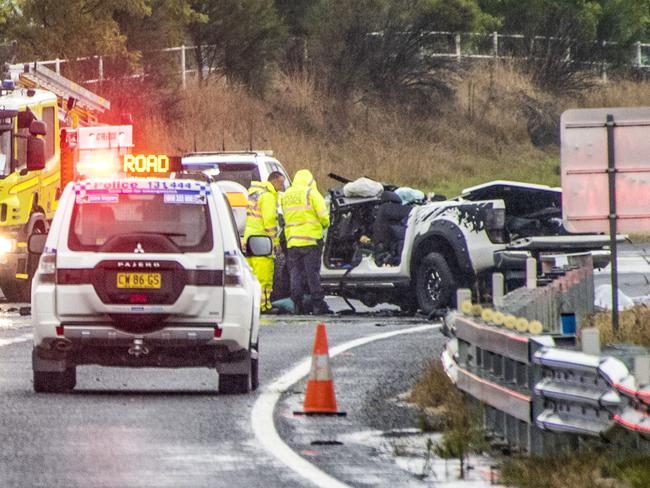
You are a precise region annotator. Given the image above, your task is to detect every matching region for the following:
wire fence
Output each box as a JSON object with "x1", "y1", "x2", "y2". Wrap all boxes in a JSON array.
[{"x1": 9, "y1": 32, "x2": 650, "y2": 88}]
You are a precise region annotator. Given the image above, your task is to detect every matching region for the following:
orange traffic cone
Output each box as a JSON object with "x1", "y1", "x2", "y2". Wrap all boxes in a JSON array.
[{"x1": 295, "y1": 323, "x2": 346, "y2": 416}]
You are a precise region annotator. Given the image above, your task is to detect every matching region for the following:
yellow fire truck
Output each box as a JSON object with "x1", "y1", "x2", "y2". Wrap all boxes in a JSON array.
[{"x1": 0, "y1": 63, "x2": 131, "y2": 301}]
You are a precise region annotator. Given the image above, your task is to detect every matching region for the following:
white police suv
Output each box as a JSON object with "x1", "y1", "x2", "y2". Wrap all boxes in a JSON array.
[
  {"x1": 29, "y1": 177, "x2": 270, "y2": 394},
  {"x1": 181, "y1": 150, "x2": 290, "y2": 190}
]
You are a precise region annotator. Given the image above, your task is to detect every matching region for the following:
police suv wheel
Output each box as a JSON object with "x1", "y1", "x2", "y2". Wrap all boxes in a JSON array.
[
  {"x1": 415, "y1": 252, "x2": 456, "y2": 315},
  {"x1": 33, "y1": 367, "x2": 76, "y2": 393},
  {"x1": 251, "y1": 345, "x2": 259, "y2": 391}
]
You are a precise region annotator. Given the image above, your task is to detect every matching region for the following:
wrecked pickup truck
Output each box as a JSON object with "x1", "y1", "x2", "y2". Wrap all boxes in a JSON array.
[{"x1": 320, "y1": 179, "x2": 614, "y2": 314}]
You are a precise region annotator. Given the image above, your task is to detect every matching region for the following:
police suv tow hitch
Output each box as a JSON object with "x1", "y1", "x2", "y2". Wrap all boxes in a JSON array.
[{"x1": 128, "y1": 338, "x2": 149, "y2": 357}]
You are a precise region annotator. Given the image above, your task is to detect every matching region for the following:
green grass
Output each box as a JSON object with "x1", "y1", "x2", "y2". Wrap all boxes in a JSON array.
[
  {"x1": 501, "y1": 449, "x2": 650, "y2": 488},
  {"x1": 603, "y1": 455, "x2": 650, "y2": 488}
]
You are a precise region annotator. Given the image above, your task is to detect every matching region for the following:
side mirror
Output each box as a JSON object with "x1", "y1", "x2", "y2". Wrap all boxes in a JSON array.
[
  {"x1": 246, "y1": 235, "x2": 272, "y2": 257},
  {"x1": 28, "y1": 233, "x2": 47, "y2": 255},
  {"x1": 27, "y1": 135, "x2": 46, "y2": 171},
  {"x1": 29, "y1": 119, "x2": 47, "y2": 136}
]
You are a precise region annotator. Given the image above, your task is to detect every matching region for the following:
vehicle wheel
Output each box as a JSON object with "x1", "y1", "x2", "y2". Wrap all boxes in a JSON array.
[
  {"x1": 251, "y1": 344, "x2": 259, "y2": 391},
  {"x1": 33, "y1": 367, "x2": 76, "y2": 393},
  {"x1": 415, "y1": 252, "x2": 456, "y2": 315},
  {"x1": 218, "y1": 373, "x2": 250, "y2": 394}
]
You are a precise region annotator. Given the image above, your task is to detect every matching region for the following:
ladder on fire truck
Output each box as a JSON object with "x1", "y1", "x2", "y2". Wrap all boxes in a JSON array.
[{"x1": 10, "y1": 62, "x2": 110, "y2": 124}]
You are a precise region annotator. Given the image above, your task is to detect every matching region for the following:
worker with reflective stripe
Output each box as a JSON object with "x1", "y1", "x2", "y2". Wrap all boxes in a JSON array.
[
  {"x1": 244, "y1": 171, "x2": 285, "y2": 312},
  {"x1": 281, "y1": 169, "x2": 331, "y2": 315}
]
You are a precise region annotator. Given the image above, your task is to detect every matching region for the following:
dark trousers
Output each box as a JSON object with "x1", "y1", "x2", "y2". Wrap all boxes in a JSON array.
[{"x1": 287, "y1": 244, "x2": 325, "y2": 311}]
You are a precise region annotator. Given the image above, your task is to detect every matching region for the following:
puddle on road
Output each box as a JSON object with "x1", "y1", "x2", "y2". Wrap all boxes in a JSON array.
[
  {"x1": 337, "y1": 429, "x2": 506, "y2": 487},
  {"x1": 0, "y1": 314, "x2": 31, "y2": 331}
]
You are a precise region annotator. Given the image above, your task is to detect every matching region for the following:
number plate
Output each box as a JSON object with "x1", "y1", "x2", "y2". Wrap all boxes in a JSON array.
[{"x1": 116, "y1": 272, "x2": 161, "y2": 289}]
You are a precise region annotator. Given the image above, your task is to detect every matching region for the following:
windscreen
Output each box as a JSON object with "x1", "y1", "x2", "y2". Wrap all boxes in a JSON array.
[
  {"x1": 183, "y1": 162, "x2": 260, "y2": 188},
  {"x1": 68, "y1": 180, "x2": 213, "y2": 252}
]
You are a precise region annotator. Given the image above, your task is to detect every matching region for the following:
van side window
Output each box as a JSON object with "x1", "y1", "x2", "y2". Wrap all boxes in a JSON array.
[{"x1": 277, "y1": 164, "x2": 290, "y2": 190}]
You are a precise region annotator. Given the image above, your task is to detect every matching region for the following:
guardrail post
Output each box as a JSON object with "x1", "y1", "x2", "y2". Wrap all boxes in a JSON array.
[
  {"x1": 526, "y1": 257, "x2": 537, "y2": 289},
  {"x1": 541, "y1": 255, "x2": 555, "y2": 274},
  {"x1": 55, "y1": 58, "x2": 61, "y2": 75},
  {"x1": 181, "y1": 45, "x2": 187, "y2": 89},
  {"x1": 635, "y1": 355, "x2": 650, "y2": 385},
  {"x1": 457, "y1": 288, "x2": 472, "y2": 311},
  {"x1": 492, "y1": 273, "x2": 504, "y2": 308},
  {"x1": 552, "y1": 282, "x2": 561, "y2": 333},
  {"x1": 492, "y1": 31, "x2": 499, "y2": 60},
  {"x1": 636, "y1": 41, "x2": 642, "y2": 67},
  {"x1": 455, "y1": 33, "x2": 461, "y2": 62},
  {"x1": 581, "y1": 328, "x2": 600, "y2": 356},
  {"x1": 98, "y1": 56, "x2": 104, "y2": 84}
]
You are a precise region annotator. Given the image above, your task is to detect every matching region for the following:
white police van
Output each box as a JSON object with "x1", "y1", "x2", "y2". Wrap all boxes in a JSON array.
[{"x1": 29, "y1": 177, "x2": 270, "y2": 394}]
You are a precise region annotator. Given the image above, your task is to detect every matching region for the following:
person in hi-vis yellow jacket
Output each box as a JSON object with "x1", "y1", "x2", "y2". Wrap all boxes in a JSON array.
[
  {"x1": 244, "y1": 172, "x2": 285, "y2": 311},
  {"x1": 281, "y1": 169, "x2": 331, "y2": 315}
]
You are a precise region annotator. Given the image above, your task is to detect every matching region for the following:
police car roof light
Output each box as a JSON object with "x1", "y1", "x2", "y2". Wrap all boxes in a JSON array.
[{"x1": 1, "y1": 80, "x2": 15, "y2": 91}]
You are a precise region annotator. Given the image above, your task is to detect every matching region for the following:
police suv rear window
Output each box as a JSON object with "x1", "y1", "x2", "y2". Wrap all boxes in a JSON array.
[{"x1": 68, "y1": 180, "x2": 213, "y2": 253}]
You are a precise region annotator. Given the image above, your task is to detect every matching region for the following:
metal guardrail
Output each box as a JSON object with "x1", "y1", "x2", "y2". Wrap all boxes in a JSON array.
[
  {"x1": 534, "y1": 347, "x2": 625, "y2": 436},
  {"x1": 442, "y1": 253, "x2": 650, "y2": 454},
  {"x1": 497, "y1": 254, "x2": 595, "y2": 334}
]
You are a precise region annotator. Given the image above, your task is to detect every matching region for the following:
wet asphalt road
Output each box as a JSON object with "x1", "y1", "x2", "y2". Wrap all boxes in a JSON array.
[
  {"x1": 2, "y1": 243, "x2": 647, "y2": 488},
  {"x1": 0, "y1": 303, "x2": 442, "y2": 488}
]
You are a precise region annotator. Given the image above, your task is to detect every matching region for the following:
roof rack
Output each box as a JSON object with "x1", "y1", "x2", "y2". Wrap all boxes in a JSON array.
[{"x1": 16, "y1": 63, "x2": 110, "y2": 113}]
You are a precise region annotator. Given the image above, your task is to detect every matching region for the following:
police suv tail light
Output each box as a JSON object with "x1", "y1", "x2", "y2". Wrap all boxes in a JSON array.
[
  {"x1": 485, "y1": 208, "x2": 506, "y2": 244},
  {"x1": 38, "y1": 251, "x2": 57, "y2": 283},
  {"x1": 224, "y1": 255, "x2": 244, "y2": 287}
]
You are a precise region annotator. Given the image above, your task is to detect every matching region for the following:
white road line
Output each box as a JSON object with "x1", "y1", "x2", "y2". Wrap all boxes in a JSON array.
[
  {"x1": 0, "y1": 333, "x2": 32, "y2": 347},
  {"x1": 251, "y1": 323, "x2": 440, "y2": 488}
]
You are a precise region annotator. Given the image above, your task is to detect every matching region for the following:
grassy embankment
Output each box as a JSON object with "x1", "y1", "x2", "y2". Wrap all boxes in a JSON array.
[{"x1": 126, "y1": 62, "x2": 649, "y2": 197}]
